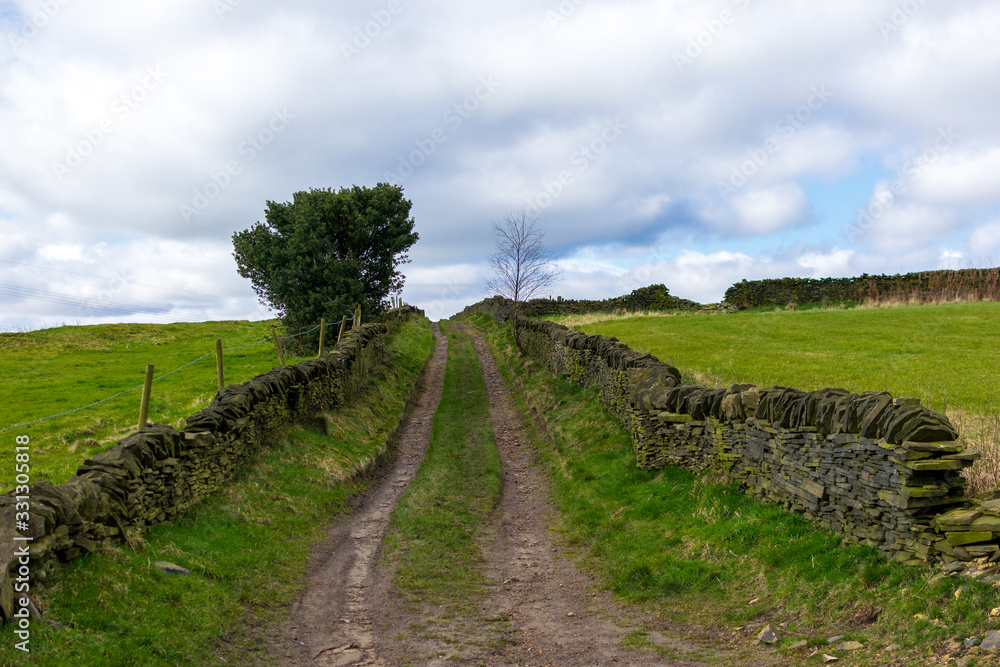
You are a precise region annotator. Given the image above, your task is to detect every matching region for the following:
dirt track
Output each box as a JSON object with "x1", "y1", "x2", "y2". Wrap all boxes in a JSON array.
[
  {"x1": 279, "y1": 323, "x2": 448, "y2": 666},
  {"x1": 277, "y1": 323, "x2": 757, "y2": 666}
]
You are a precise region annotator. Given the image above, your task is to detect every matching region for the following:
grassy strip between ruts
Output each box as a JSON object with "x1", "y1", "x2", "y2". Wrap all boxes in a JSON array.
[
  {"x1": 470, "y1": 313, "x2": 1000, "y2": 667},
  {"x1": 0, "y1": 317, "x2": 434, "y2": 667},
  {"x1": 379, "y1": 321, "x2": 504, "y2": 659}
]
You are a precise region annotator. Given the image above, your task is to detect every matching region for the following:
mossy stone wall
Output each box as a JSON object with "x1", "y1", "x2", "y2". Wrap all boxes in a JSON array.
[
  {"x1": 0, "y1": 307, "x2": 423, "y2": 622},
  {"x1": 468, "y1": 303, "x2": 990, "y2": 568}
]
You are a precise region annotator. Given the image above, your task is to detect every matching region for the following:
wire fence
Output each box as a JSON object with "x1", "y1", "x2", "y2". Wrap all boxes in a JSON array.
[{"x1": 0, "y1": 314, "x2": 355, "y2": 434}]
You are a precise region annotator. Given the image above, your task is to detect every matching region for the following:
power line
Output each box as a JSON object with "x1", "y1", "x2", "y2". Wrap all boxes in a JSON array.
[{"x1": 0, "y1": 283, "x2": 211, "y2": 324}]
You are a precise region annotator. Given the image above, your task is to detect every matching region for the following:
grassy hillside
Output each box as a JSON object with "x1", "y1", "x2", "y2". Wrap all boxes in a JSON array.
[
  {"x1": 0, "y1": 319, "x2": 339, "y2": 493},
  {"x1": 565, "y1": 302, "x2": 1000, "y2": 415}
]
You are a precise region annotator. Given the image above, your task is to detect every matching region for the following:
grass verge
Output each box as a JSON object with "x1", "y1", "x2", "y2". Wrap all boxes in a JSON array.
[
  {"x1": 380, "y1": 321, "x2": 503, "y2": 656},
  {"x1": 471, "y1": 312, "x2": 1000, "y2": 666},
  {"x1": 0, "y1": 318, "x2": 434, "y2": 667}
]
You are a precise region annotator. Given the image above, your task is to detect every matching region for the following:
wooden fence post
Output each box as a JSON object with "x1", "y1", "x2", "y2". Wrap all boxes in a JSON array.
[
  {"x1": 271, "y1": 327, "x2": 286, "y2": 366},
  {"x1": 354, "y1": 306, "x2": 361, "y2": 331},
  {"x1": 138, "y1": 364, "x2": 154, "y2": 429},
  {"x1": 336, "y1": 315, "x2": 347, "y2": 345},
  {"x1": 317, "y1": 318, "x2": 326, "y2": 358},
  {"x1": 215, "y1": 338, "x2": 225, "y2": 392}
]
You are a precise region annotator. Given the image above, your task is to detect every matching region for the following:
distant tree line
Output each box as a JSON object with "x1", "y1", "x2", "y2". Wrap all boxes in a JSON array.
[
  {"x1": 476, "y1": 284, "x2": 699, "y2": 319},
  {"x1": 724, "y1": 267, "x2": 1000, "y2": 309}
]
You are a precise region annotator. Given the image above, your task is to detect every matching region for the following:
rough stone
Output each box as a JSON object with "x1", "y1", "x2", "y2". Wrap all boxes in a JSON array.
[
  {"x1": 947, "y1": 532, "x2": 994, "y2": 547},
  {"x1": 981, "y1": 630, "x2": 1000, "y2": 652},
  {"x1": 756, "y1": 624, "x2": 778, "y2": 644}
]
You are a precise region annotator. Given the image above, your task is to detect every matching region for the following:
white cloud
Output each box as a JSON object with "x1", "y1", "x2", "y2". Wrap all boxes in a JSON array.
[
  {"x1": 865, "y1": 203, "x2": 959, "y2": 252},
  {"x1": 635, "y1": 193, "x2": 672, "y2": 220},
  {"x1": 729, "y1": 184, "x2": 808, "y2": 235},
  {"x1": 797, "y1": 248, "x2": 854, "y2": 277},
  {"x1": 38, "y1": 244, "x2": 85, "y2": 261},
  {"x1": 940, "y1": 248, "x2": 964, "y2": 263},
  {"x1": 968, "y1": 218, "x2": 1000, "y2": 253},
  {"x1": 910, "y1": 147, "x2": 1000, "y2": 206}
]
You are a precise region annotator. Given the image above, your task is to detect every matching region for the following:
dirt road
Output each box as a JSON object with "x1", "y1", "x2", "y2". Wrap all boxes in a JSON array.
[
  {"x1": 279, "y1": 324, "x2": 448, "y2": 666},
  {"x1": 278, "y1": 323, "x2": 752, "y2": 666}
]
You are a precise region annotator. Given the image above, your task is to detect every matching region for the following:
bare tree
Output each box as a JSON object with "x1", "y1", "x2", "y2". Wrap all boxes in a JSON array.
[{"x1": 485, "y1": 211, "x2": 561, "y2": 351}]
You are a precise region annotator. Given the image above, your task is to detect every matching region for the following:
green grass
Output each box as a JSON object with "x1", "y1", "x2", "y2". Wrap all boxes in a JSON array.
[
  {"x1": 472, "y1": 312, "x2": 1000, "y2": 666},
  {"x1": 0, "y1": 319, "x2": 354, "y2": 493},
  {"x1": 381, "y1": 321, "x2": 503, "y2": 643},
  {"x1": 0, "y1": 318, "x2": 434, "y2": 667},
  {"x1": 564, "y1": 302, "x2": 1000, "y2": 415}
]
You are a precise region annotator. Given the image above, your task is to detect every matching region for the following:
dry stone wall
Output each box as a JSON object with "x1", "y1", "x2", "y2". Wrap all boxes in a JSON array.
[
  {"x1": 465, "y1": 303, "x2": 993, "y2": 568},
  {"x1": 0, "y1": 307, "x2": 423, "y2": 622}
]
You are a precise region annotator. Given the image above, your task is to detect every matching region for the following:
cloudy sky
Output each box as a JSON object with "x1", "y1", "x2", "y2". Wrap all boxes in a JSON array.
[{"x1": 1, "y1": 0, "x2": 998, "y2": 327}]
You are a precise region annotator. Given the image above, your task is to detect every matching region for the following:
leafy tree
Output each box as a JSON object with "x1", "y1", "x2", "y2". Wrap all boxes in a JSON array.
[
  {"x1": 485, "y1": 210, "x2": 561, "y2": 351},
  {"x1": 232, "y1": 184, "x2": 418, "y2": 340}
]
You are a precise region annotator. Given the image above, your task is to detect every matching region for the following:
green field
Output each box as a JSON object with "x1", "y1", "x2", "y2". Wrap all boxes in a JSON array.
[
  {"x1": 0, "y1": 319, "x2": 342, "y2": 493},
  {"x1": 563, "y1": 302, "x2": 1000, "y2": 416}
]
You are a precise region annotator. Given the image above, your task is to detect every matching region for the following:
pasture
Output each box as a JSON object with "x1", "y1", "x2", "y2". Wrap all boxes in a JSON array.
[
  {"x1": 559, "y1": 301, "x2": 1000, "y2": 493},
  {"x1": 0, "y1": 319, "x2": 315, "y2": 493}
]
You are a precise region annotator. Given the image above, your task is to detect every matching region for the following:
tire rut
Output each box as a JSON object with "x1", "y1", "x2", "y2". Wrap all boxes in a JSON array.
[{"x1": 279, "y1": 323, "x2": 447, "y2": 667}]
